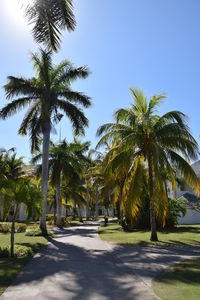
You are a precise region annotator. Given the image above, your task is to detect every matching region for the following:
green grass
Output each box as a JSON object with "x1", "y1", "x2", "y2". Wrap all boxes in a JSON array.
[
  {"x1": 152, "y1": 258, "x2": 200, "y2": 300},
  {"x1": 99, "y1": 223, "x2": 200, "y2": 246},
  {"x1": 0, "y1": 232, "x2": 48, "y2": 295}
]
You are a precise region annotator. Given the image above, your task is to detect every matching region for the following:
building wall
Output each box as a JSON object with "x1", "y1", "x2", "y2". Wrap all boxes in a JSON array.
[{"x1": 178, "y1": 208, "x2": 200, "y2": 225}]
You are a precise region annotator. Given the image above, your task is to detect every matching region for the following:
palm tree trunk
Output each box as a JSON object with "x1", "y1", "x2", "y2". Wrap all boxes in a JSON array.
[
  {"x1": 95, "y1": 186, "x2": 98, "y2": 219},
  {"x1": 78, "y1": 205, "x2": 83, "y2": 223},
  {"x1": 10, "y1": 204, "x2": 18, "y2": 257},
  {"x1": 56, "y1": 173, "x2": 62, "y2": 228},
  {"x1": 117, "y1": 186, "x2": 123, "y2": 221},
  {"x1": 86, "y1": 188, "x2": 90, "y2": 220},
  {"x1": 72, "y1": 199, "x2": 76, "y2": 220},
  {"x1": 148, "y1": 155, "x2": 158, "y2": 241},
  {"x1": 53, "y1": 196, "x2": 56, "y2": 225},
  {"x1": 40, "y1": 123, "x2": 50, "y2": 234},
  {"x1": 10, "y1": 215, "x2": 15, "y2": 257}
]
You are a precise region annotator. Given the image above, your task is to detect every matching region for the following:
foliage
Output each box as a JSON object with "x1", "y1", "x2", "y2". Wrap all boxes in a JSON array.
[
  {"x1": 25, "y1": 229, "x2": 54, "y2": 237},
  {"x1": 96, "y1": 88, "x2": 200, "y2": 241},
  {"x1": 0, "y1": 232, "x2": 47, "y2": 258},
  {"x1": 0, "y1": 223, "x2": 27, "y2": 234},
  {"x1": 0, "y1": 50, "x2": 91, "y2": 153},
  {"x1": 24, "y1": 0, "x2": 76, "y2": 51},
  {"x1": 122, "y1": 198, "x2": 187, "y2": 230},
  {"x1": 165, "y1": 198, "x2": 187, "y2": 228}
]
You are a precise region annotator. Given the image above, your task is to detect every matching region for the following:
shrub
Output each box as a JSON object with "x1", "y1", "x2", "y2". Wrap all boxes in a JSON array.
[
  {"x1": 0, "y1": 222, "x2": 27, "y2": 233},
  {"x1": 46, "y1": 214, "x2": 56, "y2": 225},
  {"x1": 0, "y1": 244, "x2": 43, "y2": 258},
  {"x1": 25, "y1": 229, "x2": 54, "y2": 237}
]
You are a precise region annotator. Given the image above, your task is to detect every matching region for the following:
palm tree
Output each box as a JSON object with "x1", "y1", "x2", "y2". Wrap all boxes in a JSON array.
[
  {"x1": 33, "y1": 139, "x2": 90, "y2": 227},
  {"x1": 0, "y1": 49, "x2": 91, "y2": 233},
  {"x1": 24, "y1": 0, "x2": 76, "y2": 51},
  {"x1": 2, "y1": 179, "x2": 42, "y2": 256},
  {"x1": 97, "y1": 88, "x2": 200, "y2": 241}
]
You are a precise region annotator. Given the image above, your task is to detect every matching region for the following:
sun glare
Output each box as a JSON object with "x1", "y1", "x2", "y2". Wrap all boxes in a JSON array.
[{"x1": 4, "y1": 0, "x2": 32, "y2": 26}]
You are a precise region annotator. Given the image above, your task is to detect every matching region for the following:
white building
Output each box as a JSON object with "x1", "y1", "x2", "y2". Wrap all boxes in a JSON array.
[{"x1": 176, "y1": 160, "x2": 200, "y2": 225}]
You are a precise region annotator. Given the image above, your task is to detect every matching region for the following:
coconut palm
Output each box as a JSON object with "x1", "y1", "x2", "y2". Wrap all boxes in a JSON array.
[
  {"x1": 24, "y1": 0, "x2": 76, "y2": 51},
  {"x1": 97, "y1": 88, "x2": 200, "y2": 241},
  {"x1": 0, "y1": 49, "x2": 91, "y2": 233}
]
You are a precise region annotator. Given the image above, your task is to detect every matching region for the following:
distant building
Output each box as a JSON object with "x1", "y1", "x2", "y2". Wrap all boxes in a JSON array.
[{"x1": 176, "y1": 160, "x2": 200, "y2": 225}]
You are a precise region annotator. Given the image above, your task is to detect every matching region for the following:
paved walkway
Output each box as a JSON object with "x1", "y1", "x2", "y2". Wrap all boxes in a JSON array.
[{"x1": 1, "y1": 224, "x2": 200, "y2": 300}]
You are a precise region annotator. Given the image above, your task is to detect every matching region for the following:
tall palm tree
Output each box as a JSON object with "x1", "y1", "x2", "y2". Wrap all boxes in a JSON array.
[
  {"x1": 97, "y1": 88, "x2": 200, "y2": 241},
  {"x1": 24, "y1": 0, "x2": 76, "y2": 51},
  {"x1": 0, "y1": 49, "x2": 91, "y2": 233}
]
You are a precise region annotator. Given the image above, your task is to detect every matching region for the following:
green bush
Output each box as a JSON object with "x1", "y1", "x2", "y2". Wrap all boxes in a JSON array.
[
  {"x1": 46, "y1": 214, "x2": 56, "y2": 225},
  {"x1": 46, "y1": 215, "x2": 74, "y2": 227},
  {"x1": 0, "y1": 222, "x2": 27, "y2": 233},
  {"x1": 0, "y1": 245, "x2": 42, "y2": 258},
  {"x1": 25, "y1": 229, "x2": 54, "y2": 237}
]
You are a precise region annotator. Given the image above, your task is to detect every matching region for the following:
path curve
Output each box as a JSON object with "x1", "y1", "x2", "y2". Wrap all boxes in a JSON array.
[{"x1": 1, "y1": 224, "x2": 200, "y2": 300}]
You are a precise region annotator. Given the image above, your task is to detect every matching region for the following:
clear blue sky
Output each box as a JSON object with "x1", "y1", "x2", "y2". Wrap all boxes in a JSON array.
[{"x1": 0, "y1": 0, "x2": 200, "y2": 162}]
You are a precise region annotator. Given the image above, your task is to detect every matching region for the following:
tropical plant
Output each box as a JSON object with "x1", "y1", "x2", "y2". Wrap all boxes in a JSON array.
[
  {"x1": 97, "y1": 88, "x2": 200, "y2": 241},
  {"x1": 0, "y1": 49, "x2": 91, "y2": 233},
  {"x1": 33, "y1": 139, "x2": 89, "y2": 227},
  {"x1": 1, "y1": 179, "x2": 42, "y2": 256},
  {"x1": 24, "y1": 0, "x2": 76, "y2": 51}
]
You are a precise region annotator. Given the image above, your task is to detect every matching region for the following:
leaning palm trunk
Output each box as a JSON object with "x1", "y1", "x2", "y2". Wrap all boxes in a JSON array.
[
  {"x1": 56, "y1": 174, "x2": 62, "y2": 228},
  {"x1": 148, "y1": 156, "x2": 158, "y2": 241},
  {"x1": 40, "y1": 124, "x2": 50, "y2": 233}
]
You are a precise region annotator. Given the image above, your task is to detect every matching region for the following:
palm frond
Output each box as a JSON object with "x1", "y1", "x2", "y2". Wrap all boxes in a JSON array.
[
  {"x1": 0, "y1": 97, "x2": 36, "y2": 120},
  {"x1": 58, "y1": 90, "x2": 91, "y2": 108},
  {"x1": 57, "y1": 99, "x2": 88, "y2": 135},
  {"x1": 25, "y1": 0, "x2": 76, "y2": 51}
]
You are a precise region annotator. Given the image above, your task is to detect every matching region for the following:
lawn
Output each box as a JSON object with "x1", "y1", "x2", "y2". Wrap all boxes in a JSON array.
[
  {"x1": 152, "y1": 258, "x2": 200, "y2": 300},
  {"x1": 0, "y1": 232, "x2": 48, "y2": 296},
  {"x1": 99, "y1": 223, "x2": 200, "y2": 246}
]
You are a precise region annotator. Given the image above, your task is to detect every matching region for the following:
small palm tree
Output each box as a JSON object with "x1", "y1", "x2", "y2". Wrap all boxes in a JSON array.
[
  {"x1": 2, "y1": 179, "x2": 42, "y2": 256},
  {"x1": 0, "y1": 49, "x2": 91, "y2": 233},
  {"x1": 24, "y1": 0, "x2": 76, "y2": 51},
  {"x1": 97, "y1": 88, "x2": 200, "y2": 241}
]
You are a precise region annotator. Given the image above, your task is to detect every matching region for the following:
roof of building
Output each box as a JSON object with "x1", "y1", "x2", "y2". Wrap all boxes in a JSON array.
[{"x1": 182, "y1": 192, "x2": 200, "y2": 203}]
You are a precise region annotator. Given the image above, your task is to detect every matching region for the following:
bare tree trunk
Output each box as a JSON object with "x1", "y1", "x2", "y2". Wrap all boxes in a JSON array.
[
  {"x1": 148, "y1": 155, "x2": 158, "y2": 241},
  {"x1": 95, "y1": 186, "x2": 98, "y2": 219},
  {"x1": 56, "y1": 173, "x2": 62, "y2": 228},
  {"x1": 86, "y1": 188, "x2": 90, "y2": 220},
  {"x1": 40, "y1": 124, "x2": 50, "y2": 234}
]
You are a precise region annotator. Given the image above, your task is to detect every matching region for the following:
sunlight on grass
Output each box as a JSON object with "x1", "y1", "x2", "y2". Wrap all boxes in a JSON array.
[
  {"x1": 152, "y1": 258, "x2": 200, "y2": 300},
  {"x1": 99, "y1": 223, "x2": 200, "y2": 245}
]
